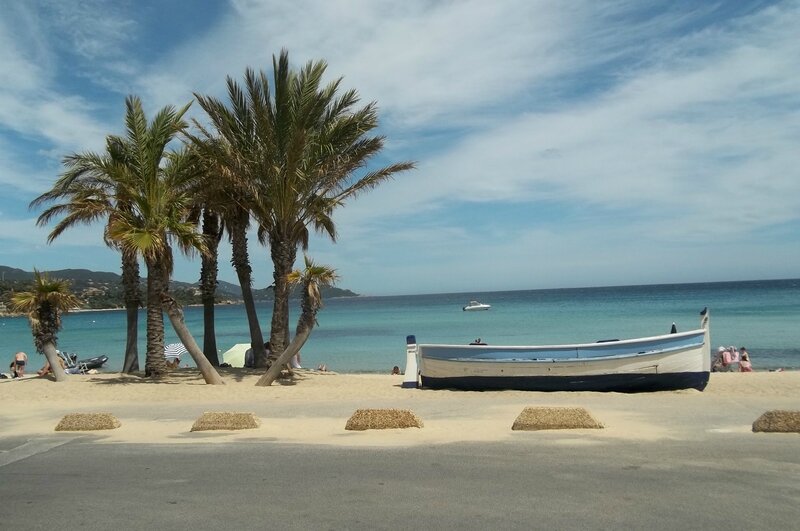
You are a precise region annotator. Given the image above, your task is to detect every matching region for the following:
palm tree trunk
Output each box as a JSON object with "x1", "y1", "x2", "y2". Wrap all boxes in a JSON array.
[
  {"x1": 144, "y1": 258, "x2": 167, "y2": 378},
  {"x1": 256, "y1": 325, "x2": 313, "y2": 386},
  {"x1": 269, "y1": 236, "x2": 296, "y2": 357},
  {"x1": 162, "y1": 294, "x2": 224, "y2": 385},
  {"x1": 121, "y1": 248, "x2": 141, "y2": 373},
  {"x1": 123, "y1": 304, "x2": 140, "y2": 372},
  {"x1": 229, "y1": 212, "x2": 267, "y2": 366},
  {"x1": 257, "y1": 281, "x2": 316, "y2": 387},
  {"x1": 202, "y1": 297, "x2": 218, "y2": 364},
  {"x1": 42, "y1": 342, "x2": 69, "y2": 382},
  {"x1": 200, "y1": 210, "x2": 221, "y2": 365}
]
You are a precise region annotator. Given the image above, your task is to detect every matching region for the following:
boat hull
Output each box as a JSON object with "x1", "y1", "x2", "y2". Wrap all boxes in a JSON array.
[
  {"x1": 421, "y1": 371, "x2": 709, "y2": 392},
  {"x1": 78, "y1": 355, "x2": 109, "y2": 370},
  {"x1": 417, "y1": 323, "x2": 711, "y2": 392}
]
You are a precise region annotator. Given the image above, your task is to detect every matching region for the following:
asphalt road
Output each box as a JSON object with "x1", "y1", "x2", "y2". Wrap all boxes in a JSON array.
[{"x1": 1, "y1": 433, "x2": 798, "y2": 530}]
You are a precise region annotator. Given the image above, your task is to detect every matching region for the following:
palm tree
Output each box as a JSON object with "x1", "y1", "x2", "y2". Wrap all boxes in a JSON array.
[
  {"x1": 30, "y1": 136, "x2": 143, "y2": 373},
  {"x1": 105, "y1": 95, "x2": 222, "y2": 383},
  {"x1": 256, "y1": 256, "x2": 337, "y2": 386},
  {"x1": 183, "y1": 152, "x2": 227, "y2": 366},
  {"x1": 10, "y1": 270, "x2": 80, "y2": 382},
  {"x1": 196, "y1": 50, "x2": 415, "y2": 357},
  {"x1": 188, "y1": 95, "x2": 270, "y2": 368}
]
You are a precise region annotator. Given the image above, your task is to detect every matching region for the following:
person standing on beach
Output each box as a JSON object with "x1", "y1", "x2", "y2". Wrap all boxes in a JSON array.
[
  {"x1": 290, "y1": 351, "x2": 302, "y2": 369},
  {"x1": 12, "y1": 351, "x2": 28, "y2": 378}
]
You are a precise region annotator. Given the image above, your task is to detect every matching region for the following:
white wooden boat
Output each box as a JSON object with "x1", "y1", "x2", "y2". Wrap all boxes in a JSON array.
[
  {"x1": 463, "y1": 300, "x2": 491, "y2": 311},
  {"x1": 412, "y1": 309, "x2": 710, "y2": 392}
]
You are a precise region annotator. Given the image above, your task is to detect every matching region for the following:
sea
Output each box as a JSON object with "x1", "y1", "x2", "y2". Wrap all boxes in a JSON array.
[{"x1": 2, "y1": 279, "x2": 799, "y2": 373}]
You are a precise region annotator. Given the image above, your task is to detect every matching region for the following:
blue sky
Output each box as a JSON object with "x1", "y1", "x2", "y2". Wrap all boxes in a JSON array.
[{"x1": 1, "y1": 0, "x2": 799, "y2": 296}]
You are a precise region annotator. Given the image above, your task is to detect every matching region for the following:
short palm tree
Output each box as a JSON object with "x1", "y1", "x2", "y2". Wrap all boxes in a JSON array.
[
  {"x1": 256, "y1": 256, "x2": 338, "y2": 386},
  {"x1": 194, "y1": 50, "x2": 415, "y2": 358},
  {"x1": 10, "y1": 270, "x2": 81, "y2": 382},
  {"x1": 31, "y1": 135, "x2": 143, "y2": 373}
]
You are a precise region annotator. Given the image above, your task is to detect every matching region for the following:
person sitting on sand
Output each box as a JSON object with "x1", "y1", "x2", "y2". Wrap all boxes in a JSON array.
[
  {"x1": 711, "y1": 346, "x2": 724, "y2": 372},
  {"x1": 739, "y1": 347, "x2": 753, "y2": 372},
  {"x1": 716, "y1": 346, "x2": 739, "y2": 372},
  {"x1": 12, "y1": 351, "x2": 28, "y2": 378},
  {"x1": 391, "y1": 365, "x2": 401, "y2": 375},
  {"x1": 37, "y1": 356, "x2": 66, "y2": 377}
]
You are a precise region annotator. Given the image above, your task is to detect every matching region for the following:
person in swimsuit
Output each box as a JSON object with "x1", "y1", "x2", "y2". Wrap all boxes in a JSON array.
[
  {"x1": 12, "y1": 351, "x2": 28, "y2": 378},
  {"x1": 739, "y1": 347, "x2": 753, "y2": 372}
]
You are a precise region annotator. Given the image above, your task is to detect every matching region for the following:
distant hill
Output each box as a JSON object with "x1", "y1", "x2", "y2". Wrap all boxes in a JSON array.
[
  {"x1": 218, "y1": 278, "x2": 357, "y2": 301},
  {"x1": 0, "y1": 265, "x2": 357, "y2": 313}
]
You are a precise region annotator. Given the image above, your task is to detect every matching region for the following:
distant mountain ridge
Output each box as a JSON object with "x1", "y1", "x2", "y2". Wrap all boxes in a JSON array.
[{"x1": 0, "y1": 265, "x2": 358, "y2": 311}]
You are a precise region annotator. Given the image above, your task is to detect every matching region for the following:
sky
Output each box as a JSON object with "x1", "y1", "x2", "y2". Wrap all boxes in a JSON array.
[{"x1": 1, "y1": 0, "x2": 799, "y2": 296}]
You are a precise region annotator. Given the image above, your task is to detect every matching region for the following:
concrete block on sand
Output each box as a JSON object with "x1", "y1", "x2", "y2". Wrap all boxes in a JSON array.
[
  {"x1": 190, "y1": 412, "x2": 261, "y2": 432},
  {"x1": 752, "y1": 410, "x2": 800, "y2": 433},
  {"x1": 55, "y1": 413, "x2": 121, "y2": 431},
  {"x1": 512, "y1": 407, "x2": 603, "y2": 431},
  {"x1": 345, "y1": 408, "x2": 423, "y2": 431}
]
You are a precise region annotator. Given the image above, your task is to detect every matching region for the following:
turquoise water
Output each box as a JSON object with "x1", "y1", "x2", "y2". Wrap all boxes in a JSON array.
[{"x1": 2, "y1": 279, "x2": 799, "y2": 372}]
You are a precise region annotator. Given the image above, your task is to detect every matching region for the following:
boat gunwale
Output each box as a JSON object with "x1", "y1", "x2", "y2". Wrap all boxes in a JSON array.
[
  {"x1": 430, "y1": 342, "x2": 702, "y2": 364},
  {"x1": 417, "y1": 327, "x2": 706, "y2": 352}
]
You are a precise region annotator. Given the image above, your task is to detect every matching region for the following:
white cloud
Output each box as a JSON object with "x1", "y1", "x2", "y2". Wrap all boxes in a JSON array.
[
  {"x1": 328, "y1": 1, "x2": 800, "y2": 247},
  {"x1": 0, "y1": 4, "x2": 120, "y2": 195},
  {"x1": 1, "y1": 1, "x2": 799, "y2": 294}
]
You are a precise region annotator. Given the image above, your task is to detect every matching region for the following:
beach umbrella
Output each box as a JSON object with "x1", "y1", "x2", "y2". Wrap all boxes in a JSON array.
[
  {"x1": 222, "y1": 343, "x2": 251, "y2": 368},
  {"x1": 164, "y1": 342, "x2": 187, "y2": 359}
]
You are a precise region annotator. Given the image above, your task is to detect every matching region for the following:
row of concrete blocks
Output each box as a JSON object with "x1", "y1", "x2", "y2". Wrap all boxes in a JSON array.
[{"x1": 52, "y1": 408, "x2": 800, "y2": 433}]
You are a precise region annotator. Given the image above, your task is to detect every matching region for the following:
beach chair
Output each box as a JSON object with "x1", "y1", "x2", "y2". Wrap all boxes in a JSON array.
[{"x1": 58, "y1": 351, "x2": 88, "y2": 374}]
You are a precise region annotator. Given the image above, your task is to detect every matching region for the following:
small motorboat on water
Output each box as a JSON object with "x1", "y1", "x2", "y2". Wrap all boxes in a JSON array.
[
  {"x1": 463, "y1": 300, "x2": 491, "y2": 311},
  {"x1": 58, "y1": 351, "x2": 109, "y2": 374}
]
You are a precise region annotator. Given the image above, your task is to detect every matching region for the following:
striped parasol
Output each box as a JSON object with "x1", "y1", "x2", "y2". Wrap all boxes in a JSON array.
[{"x1": 164, "y1": 342, "x2": 187, "y2": 359}]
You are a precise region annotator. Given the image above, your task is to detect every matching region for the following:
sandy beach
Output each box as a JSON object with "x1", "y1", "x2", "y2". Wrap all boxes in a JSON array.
[{"x1": 2, "y1": 370, "x2": 798, "y2": 446}]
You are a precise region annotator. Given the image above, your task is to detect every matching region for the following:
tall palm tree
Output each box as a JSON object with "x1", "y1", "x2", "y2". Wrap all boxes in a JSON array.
[
  {"x1": 183, "y1": 150, "x2": 227, "y2": 366},
  {"x1": 30, "y1": 136, "x2": 143, "y2": 373},
  {"x1": 197, "y1": 50, "x2": 415, "y2": 357},
  {"x1": 188, "y1": 96, "x2": 271, "y2": 368},
  {"x1": 10, "y1": 270, "x2": 80, "y2": 382},
  {"x1": 256, "y1": 256, "x2": 337, "y2": 386},
  {"x1": 106, "y1": 96, "x2": 222, "y2": 383}
]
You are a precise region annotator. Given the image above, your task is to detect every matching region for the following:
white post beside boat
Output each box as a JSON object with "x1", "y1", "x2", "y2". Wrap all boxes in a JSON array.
[{"x1": 402, "y1": 335, "x2": 419, "y2": 388}]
